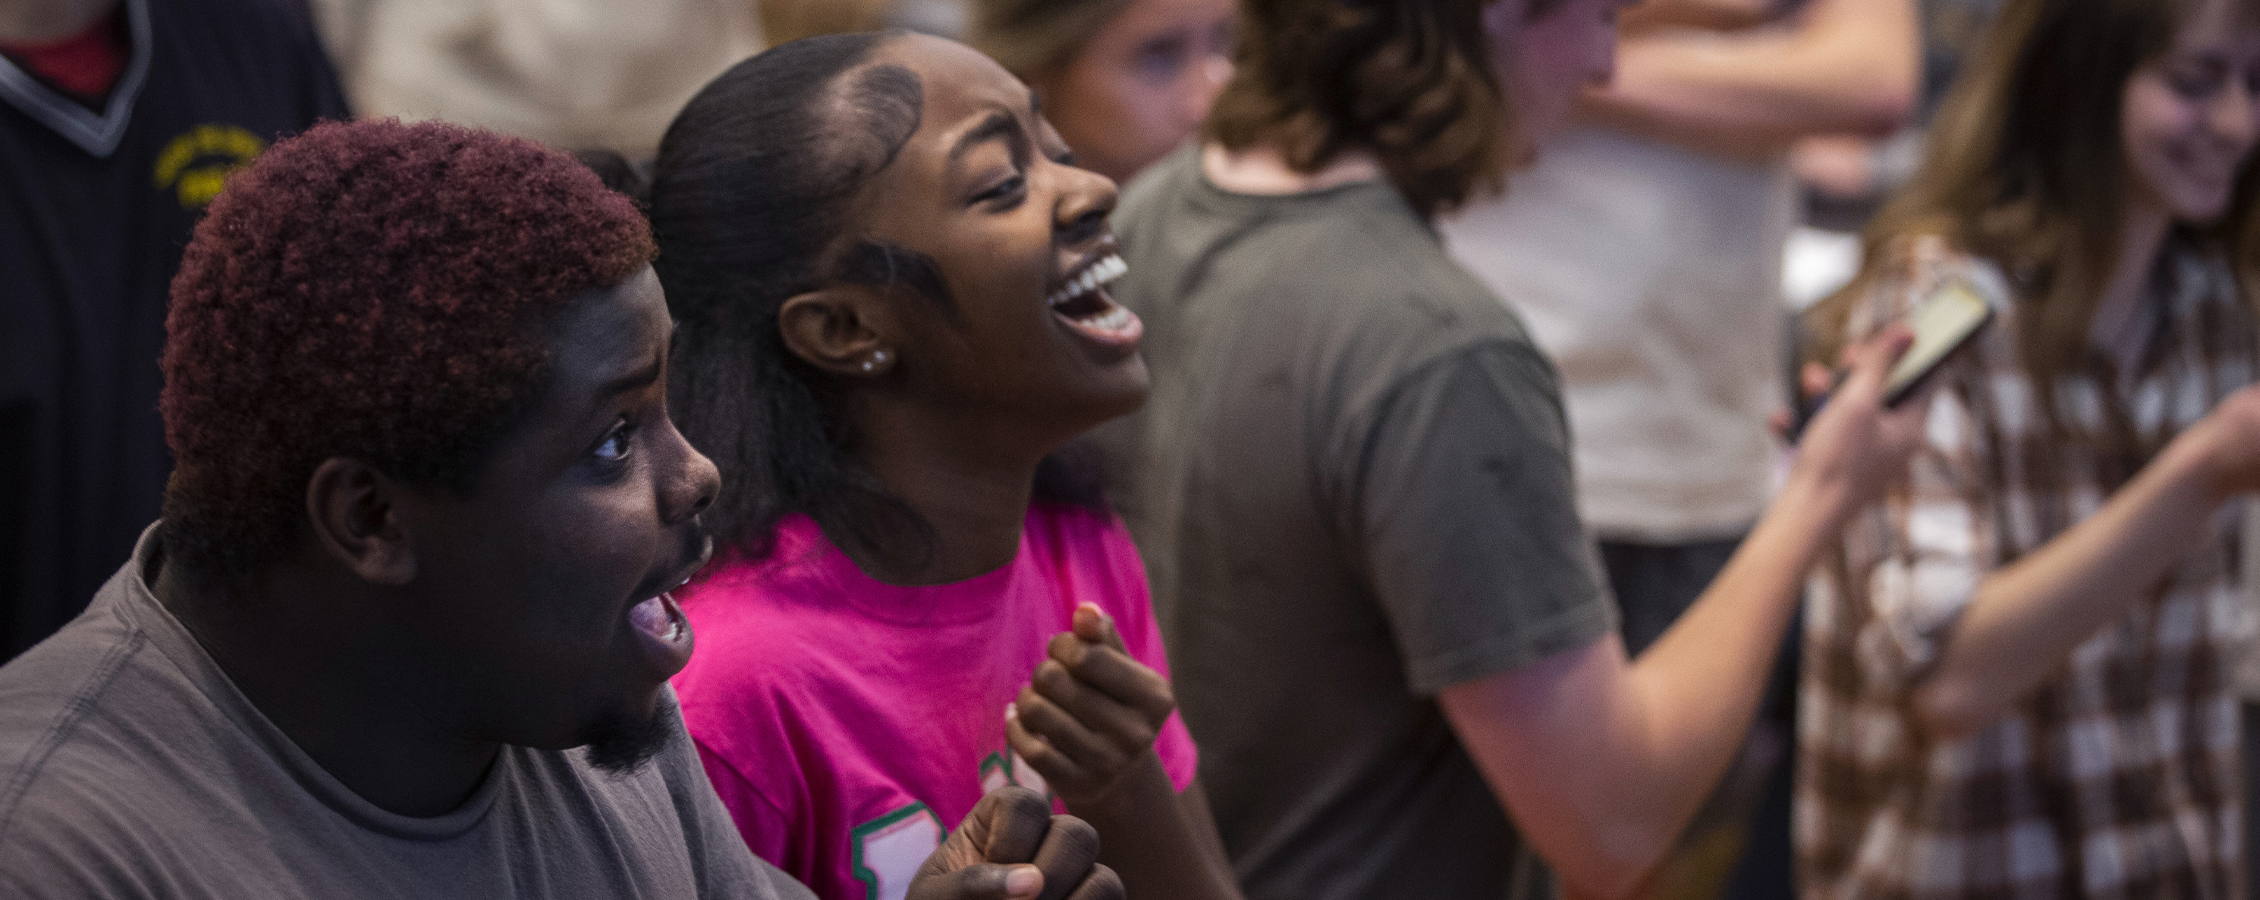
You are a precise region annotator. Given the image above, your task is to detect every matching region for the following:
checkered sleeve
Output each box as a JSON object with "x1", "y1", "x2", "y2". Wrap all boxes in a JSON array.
[{"x1": 1837, "y1": 238, "x2": 2005, "y2": 692}]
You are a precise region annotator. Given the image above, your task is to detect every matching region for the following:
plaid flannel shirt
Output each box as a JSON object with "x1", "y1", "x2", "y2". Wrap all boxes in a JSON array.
[{"x1": 1797, "y1": 236, "x2": 2259, "y2": 899}]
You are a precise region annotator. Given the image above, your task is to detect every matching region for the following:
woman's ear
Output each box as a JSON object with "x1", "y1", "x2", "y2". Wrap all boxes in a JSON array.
[{"x1": 779, "y1": 286, "x2": 899, "y2": 377}]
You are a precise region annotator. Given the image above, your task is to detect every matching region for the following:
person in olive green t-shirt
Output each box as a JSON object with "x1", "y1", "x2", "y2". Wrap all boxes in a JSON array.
[{"x1": 1097, "y1": 2, "x2": 1933, "y2": 898}]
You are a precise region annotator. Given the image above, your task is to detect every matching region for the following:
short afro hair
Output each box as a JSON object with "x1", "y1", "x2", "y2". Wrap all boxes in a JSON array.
[{"x1": 161, "y1": 118, "x2": 656, "y2": 580}]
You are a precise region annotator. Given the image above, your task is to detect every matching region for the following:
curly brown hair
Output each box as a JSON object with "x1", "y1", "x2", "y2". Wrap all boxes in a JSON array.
[
  {"x1": 1206, "y1": 0, "x2": 1556, "y2": 219},
  {"x1": 160, "y1": 118, "x2": 656, "y2": 580}
]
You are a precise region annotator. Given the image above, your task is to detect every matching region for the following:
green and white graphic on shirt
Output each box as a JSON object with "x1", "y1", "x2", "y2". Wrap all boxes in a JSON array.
[
  {"x1": 850, "y1": 802, "x2": 945, "y2": 900},
  {"x1": 982, "y1": 703, "x2": 1051, "y2": 799},
  {"x1": 978, "y1": 749, "x2": 1049, "y2": 799}
]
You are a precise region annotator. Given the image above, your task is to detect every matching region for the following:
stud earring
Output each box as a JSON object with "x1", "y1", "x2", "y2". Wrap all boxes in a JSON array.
[{"x1": 861, "y1": 350, "x2": 888, "y2": 373}]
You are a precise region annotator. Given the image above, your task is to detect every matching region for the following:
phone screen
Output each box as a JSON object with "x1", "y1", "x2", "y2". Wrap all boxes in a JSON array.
[{"x1": 1881, "y1": 280, "x2": 1992, "y2": 404}]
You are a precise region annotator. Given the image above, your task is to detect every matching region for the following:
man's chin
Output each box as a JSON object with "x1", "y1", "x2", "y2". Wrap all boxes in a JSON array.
[{"x1": 577, "y1": 695, "x2": 679, "y2": 776}]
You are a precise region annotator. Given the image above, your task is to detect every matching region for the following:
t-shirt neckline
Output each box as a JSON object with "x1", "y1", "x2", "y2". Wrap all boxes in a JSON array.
[
  {"x1": 1182, "y1": 144, "x2": 1402, "y2": 217},
  {"x1": 764, "y1": 513, "x2": 1029, "y2": 627}
]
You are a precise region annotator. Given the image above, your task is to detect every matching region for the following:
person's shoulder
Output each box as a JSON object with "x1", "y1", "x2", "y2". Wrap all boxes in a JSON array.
[
  {"x1": 1322, "y1": 240, "x2": 1543, "y2": 383},
  {"x1": 1114, "y1": 145, "x2": 1203, "y2": 228},
  {"x1": 0, "y1": 599, "x2": 156, "y2": 775},
  {"x1": 0, "y1": 609, "x2": 194, "y2": 893}
]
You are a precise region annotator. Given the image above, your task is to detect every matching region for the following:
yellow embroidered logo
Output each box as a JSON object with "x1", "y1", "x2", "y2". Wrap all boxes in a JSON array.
[{"x1": 153, "y1": 124, "x2": 267, "y2": 209}]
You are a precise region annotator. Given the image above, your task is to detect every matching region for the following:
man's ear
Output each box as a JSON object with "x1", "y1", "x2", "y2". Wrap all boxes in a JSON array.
[
  {"x1": 304, "y1": 458, "x2": 417, "y2": 585},
  {"x1": 778, "y1": 285, "x2": 899, "y2": 377}
]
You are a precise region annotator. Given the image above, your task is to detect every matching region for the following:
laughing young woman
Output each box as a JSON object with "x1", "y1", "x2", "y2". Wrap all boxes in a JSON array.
[
  {"x1": 637, "y1": 32, "x2": 1241, "y2": 900},
  {"x1": 1800, "y1": 0, "x2": 2260, "y2": 893}
]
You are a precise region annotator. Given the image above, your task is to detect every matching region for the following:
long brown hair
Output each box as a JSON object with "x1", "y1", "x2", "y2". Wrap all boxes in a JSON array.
[
  {"x1": 1204, "y1": 0, "x2": 1561, "y2": 219},
  {"x1": 1813, "y1": 0, "x2": 2260, "y2": 401}
]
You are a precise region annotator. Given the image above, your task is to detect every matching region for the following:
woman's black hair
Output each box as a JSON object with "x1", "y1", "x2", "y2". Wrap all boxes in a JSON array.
[{"x1": 639, "y1": 32, "x2": 1103, "y2": 568}]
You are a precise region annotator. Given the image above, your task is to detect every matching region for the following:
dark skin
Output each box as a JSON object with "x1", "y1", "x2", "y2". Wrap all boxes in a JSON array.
[
  {"x1": 157, "y1": 266, "x2": 1116, "y2": 900},
  {"x1": 775, "y1": 34, "x2": 1241, "y2": 900}
]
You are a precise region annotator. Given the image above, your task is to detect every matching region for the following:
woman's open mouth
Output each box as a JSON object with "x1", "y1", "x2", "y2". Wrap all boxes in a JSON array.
[{"x1": 1047, "y1": 253, "x2": 1141, "y2": 348}]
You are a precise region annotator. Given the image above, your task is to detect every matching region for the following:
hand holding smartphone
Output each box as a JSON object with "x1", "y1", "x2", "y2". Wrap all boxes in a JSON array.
[{"x1": 1791, "y1": 278, "x2": 1993, "y2": 440}]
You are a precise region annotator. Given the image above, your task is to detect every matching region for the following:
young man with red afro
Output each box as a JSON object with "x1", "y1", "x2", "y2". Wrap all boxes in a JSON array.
[{"x1": 0, "y1": 118, "x2": 1119, "y2": 900}]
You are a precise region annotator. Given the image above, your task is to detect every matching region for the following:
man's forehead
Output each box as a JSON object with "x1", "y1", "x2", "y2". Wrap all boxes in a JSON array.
[{"x1": 548, "y1": 270, "x2": 668, "y2": 392}]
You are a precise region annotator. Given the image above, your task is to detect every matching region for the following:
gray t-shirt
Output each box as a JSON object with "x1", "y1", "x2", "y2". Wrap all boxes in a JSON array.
[
  {"x1": 1100, "y1": 148, "x2": 1616, "y2": 900},
  {"x1": 0, "y1": 527, "x2": 815, "y2": 900}
]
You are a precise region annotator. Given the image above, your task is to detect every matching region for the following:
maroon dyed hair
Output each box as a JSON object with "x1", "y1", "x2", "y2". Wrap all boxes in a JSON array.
[{"x1": 160, "y1": 118, "x2": 656, "y2": 578}]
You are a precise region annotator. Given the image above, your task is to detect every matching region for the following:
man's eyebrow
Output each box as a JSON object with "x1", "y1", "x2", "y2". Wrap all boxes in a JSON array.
[
  {"x1": 948, "y1": 109, "x2": 1023, "y2": 164},
  {"x1": 587, "y1": 357, "x2": 663, "y2": 413}
]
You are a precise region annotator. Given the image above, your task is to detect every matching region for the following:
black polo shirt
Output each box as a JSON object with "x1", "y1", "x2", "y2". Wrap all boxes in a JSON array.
[{"x1": 0, "y1": 0, "x2": 347, "y2": 658}]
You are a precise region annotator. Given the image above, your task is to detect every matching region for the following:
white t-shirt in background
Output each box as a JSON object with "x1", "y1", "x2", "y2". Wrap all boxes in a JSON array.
[{"x1": 1443, "y1": 127, "x2": 1796, "y2": 543}]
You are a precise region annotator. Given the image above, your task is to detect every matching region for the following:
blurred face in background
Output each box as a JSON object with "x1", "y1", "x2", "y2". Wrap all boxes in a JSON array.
[
  {"x1": 2119, "y1": 0, "x2": 2260, "y2": 223},
  {"x1": 1489, "y1": 0, "x2": 1623, "y2": 161},
  {"x1": 1028, "y1": 0, "x2": 1236, "y2": 184}
]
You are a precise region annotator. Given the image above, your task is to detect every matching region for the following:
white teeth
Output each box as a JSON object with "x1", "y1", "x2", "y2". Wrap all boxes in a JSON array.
[{"x1": 1047, "y1": 253, "x2": 1130, "y2": 309}]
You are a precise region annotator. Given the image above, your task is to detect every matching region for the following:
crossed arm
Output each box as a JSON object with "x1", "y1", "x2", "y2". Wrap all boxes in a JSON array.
[{"x1": 1580, "y1": 0, "x2": 1920, "y2": 158}]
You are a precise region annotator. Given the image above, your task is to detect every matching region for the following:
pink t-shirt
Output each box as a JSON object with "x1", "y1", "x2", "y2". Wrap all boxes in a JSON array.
[{"x1": 673, "y1": 504, "x2": 1199, "y2": 900}]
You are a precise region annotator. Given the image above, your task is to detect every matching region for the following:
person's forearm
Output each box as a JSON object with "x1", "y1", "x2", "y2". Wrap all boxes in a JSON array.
[
  {"x1": 1910, "y1": 437, "x2": 2231, "y2": 739},
  {"x1": 1069, "y1": 755, "x2": 1243, "y2": 900},
  {"x1": 1604, "y1": 474, "x2": 1851, "y2": 873},
  {"x1": 1444, "y1": 474, "x2": 1851, "y2": 899},
  {"x1": 1579, "y1": 0, "x2": 1918, "y2": 158}
]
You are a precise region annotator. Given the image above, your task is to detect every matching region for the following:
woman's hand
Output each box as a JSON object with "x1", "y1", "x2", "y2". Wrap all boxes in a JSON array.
[
  {"x1": 1008, "y1": 604, "x2": 1177, "y2": 815},
  {"x1": 2176, "y1": 385, "x2": 2260, "y2": 500},
  {"x1": 908, "y1": 786, "x2": 1122, "y2": 900},
  {"x1": 1786, "y1": 324, "x2": 1930, "y2": 517}
]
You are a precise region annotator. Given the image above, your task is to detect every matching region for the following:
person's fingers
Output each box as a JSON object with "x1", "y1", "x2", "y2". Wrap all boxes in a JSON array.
[
  {"x1": 1012, "y1": 691, "x2": 1126, "y2": 777},
  {"x1": 1058, "y1": 864, "x2": 1125, "y2": 900},
  {"x1": 904, "y1": 862, "x2": 1046, "y2": 900},
  {"x1": 1070, "y1": 604, "x2": 1129, "y2": 654},
  {"x1": 960, "y1": 785, "x2": 1053, "y2": 865},
  {"x1": 1835, "y1": 323, "x2": 1914, "y2": 399},
  {"x1": 1031, "y1": 657, "x2": 1169, "y2": 742},
  {"x1": 1043, "y1": 639, "x2": 1175, "y2": 725},
  {"x1": 1801, "y1": 361, "x2": 1835, "y2": 400},
  {"x1": 1007, "y1": 712, "x2": 1095, "y2": 792},
  {"x1": 1028, "y1": 815, "x2": 1105, "y2": 900}
]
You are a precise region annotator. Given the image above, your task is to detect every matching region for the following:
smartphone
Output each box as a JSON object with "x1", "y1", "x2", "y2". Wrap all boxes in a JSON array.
[
  {"x1": 1791, "y1": 279, "x2": 1994, "y2": 439},
  {"x1": 1880, "y1": 279, "x2": 1994, "y2": 405}
]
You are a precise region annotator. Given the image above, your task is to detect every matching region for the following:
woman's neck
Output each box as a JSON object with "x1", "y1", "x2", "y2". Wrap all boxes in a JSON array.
[
  {"x1": 835, "y1": 401, "x2": 1049, "y2": 586},
  {"x1": 1201, "y1": 142, "x2": 1384, "y2": 195},
  {"x1": 2089, "y1": 200, "x2": 2174, "y2": 380}
]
